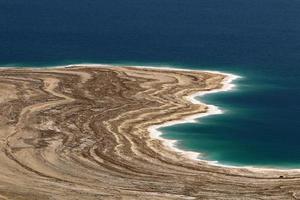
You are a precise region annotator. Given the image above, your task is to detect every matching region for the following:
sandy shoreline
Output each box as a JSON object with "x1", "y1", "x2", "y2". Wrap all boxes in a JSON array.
[
  {"x1": 2, "y1": 63, "x2": 300, "y2": 172},
  {"x1": 1, "y1": 63, "x2": 242, "y2": 164},
  {"x1": 1, "y1": 63, "x2": 299, "y2": 171},
  {"x1": 1, "y1": 64, "x2": 300, "y2": 199},
  {"x1": 148, "y1": 71, "x2": 239, "y2": 162}
]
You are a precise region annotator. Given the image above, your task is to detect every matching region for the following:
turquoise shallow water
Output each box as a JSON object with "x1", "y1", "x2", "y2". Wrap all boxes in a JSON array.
[
  {"x1": 0, "y1": 0, "x2": 300, "y2": 168},
  {"x1": 160, "y1": 71, "x2": 300, "y2": 168}
]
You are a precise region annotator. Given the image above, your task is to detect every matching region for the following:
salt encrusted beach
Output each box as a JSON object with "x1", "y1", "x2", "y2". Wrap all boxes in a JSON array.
[
  {"x1": 0, "y1": 64, "x2": 300, "y2": 200},
  {"x1": 148, "y1": 68, "x2": 240, "y2": 163}
]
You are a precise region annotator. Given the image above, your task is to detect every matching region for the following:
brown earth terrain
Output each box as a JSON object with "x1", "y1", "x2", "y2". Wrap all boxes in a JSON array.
[{"x1": 0, "y1": 66, "x2": 299, "y2": 200}]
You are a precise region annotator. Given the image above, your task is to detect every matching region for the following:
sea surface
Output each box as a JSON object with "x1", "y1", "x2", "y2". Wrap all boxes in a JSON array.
[{"x1": 0, "y1": 0, "x2": 299, "y2": 168}]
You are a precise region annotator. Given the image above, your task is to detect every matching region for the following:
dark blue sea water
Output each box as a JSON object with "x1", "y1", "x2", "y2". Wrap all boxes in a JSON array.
[{"x1": 0, "y1": 0, "x2": 299, "y2": 168}]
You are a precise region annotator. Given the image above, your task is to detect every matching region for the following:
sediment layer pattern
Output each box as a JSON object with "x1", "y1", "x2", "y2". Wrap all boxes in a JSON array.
[{"x1": 0, "y1": 66, "x2": 299, "y2": 200}]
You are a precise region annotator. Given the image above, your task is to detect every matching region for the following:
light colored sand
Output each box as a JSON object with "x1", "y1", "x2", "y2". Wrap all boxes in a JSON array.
[{"x1": 0, "y1": 65, "x2": 299, "y2": 200}]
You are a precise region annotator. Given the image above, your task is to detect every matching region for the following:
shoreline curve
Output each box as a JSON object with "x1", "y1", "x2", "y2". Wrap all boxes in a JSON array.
[{"x1": 1, "y1": 63, "x2": 300, "y2": 172}]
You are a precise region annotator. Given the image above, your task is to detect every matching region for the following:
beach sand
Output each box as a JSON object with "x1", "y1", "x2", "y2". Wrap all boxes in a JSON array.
[{"x1": 0, "y1": 65, "x2": 299, "y2": 200}]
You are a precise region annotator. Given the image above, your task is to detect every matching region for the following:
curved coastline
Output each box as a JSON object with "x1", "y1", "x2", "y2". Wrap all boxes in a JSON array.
[
  {"x1": 1, "y1": 63, "x2": 300, "y2": 199},
  {"x1": 148, "y1": 70, "x2": 240, "y2": 164},
  {"x1": 2, "y1": 63, "x2": 300, "y2": 172},
  {"x1": 72, "y1": 64, "x2": 300, "y2": 171}
]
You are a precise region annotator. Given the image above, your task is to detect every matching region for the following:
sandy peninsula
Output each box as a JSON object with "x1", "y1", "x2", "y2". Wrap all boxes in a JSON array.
[{"x1": 0, "y1": 65, "x2": 299, "y2": 200}]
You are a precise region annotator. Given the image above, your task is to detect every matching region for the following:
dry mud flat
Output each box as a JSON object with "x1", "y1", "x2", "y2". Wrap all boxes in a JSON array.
[{"x1": 0, "y1": 66, "x2": 299, "y2": 200}]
